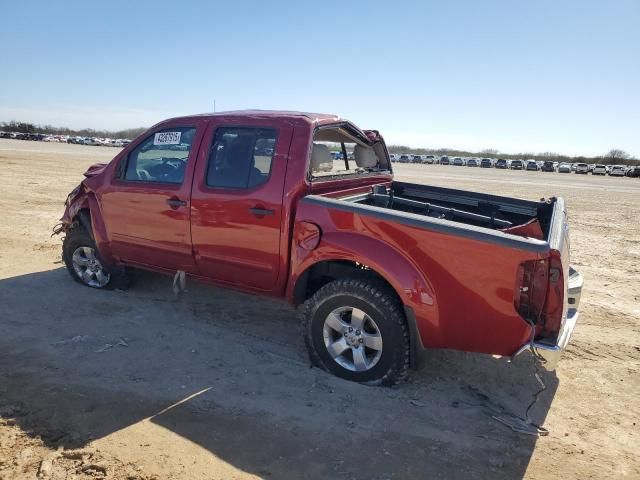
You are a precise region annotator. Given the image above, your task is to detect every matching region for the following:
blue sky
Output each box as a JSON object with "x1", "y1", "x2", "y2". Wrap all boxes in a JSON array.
[{"x1": 1, "y1": 0, "x2": 638, "y2": 157}]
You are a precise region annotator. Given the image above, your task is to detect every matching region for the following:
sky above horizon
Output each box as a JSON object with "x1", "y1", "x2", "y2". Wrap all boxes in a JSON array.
[{"x1": 1, "y1": 0, "x2": 638, "y2": 157}]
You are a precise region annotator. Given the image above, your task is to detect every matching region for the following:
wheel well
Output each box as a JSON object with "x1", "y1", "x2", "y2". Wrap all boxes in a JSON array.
[
  {"x1": 294, "y1": 260, "x2": 423, "y2": 369},
  {"x1": 74, "y1": 208, "x2": 93, "y2": 238},
  {"x1": 293, "y1": 260, "x2": 401, "y2": 307}
]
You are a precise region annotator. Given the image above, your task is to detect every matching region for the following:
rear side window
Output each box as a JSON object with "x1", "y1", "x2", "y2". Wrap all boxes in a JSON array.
[
  {"x1": 206, "y1": 127, "x2": 277, "y2": 189},
  {"x1": 124, "y1": 127, "x2": 196, "y2": 183}
]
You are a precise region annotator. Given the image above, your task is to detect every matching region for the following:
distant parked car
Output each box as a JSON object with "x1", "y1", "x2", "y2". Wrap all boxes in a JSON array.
[
  {"x1": 625, "y1": 166, "x2": 640, "y2": 178},
  {"x1": 440, "y1": 156, "x2": 450, "y2": 165},
  {"x1": 526, "y1": 160, "x2": 539, "y2": 171},
  {"x1": 480, "y1": 158, "x2": 493, "y2": 168},
  {"x1": 575, "y1": 163, "x2": 589, "y2": 174},
  {"x1": 609, "y1": 165, "x2": 626, "y2": 177},
  {"x1": 388, "y1": 153, "x2": 398, "y2": 162},
  {"x1": 422, "y1": 155, "x2": 436, "y2": 164},
  {"x1": 467, "y1": 158, "x2": 478, "y2": 167},
  {"x1": 398, "y1": 154, "x2": 411, "y2": 163},
  {"x1": 495, "y1": 158, "x2": 508, "y2": 169},
  {"x1": 592, "y1": 164, "x2": 607, "y2": 175},
  {"x1": 452, "y1": 157, "x2": 465, "y2": 166},
  {"x1": 510, "y1": 159, "x2": 524, "y2": 170},
  {"x1": 558, "y1": 163, "x2": 572, "y2": 173},
  {"x1": 412, "y1": 155, "x2": 423, "y2": 163},
  {"x1": 541, "y1": 161, "x2": 555, "y2": 172}
]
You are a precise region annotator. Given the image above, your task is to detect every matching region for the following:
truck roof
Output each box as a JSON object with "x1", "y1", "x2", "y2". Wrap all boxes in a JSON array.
[{"x1": 160, "y1": 110, "x2": 344, "y2": 127}]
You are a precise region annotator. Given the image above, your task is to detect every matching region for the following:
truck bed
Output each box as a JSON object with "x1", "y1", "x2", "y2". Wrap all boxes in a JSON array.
[{"x1": 328, "y1": 181, "x2": 556, "y2": 244}]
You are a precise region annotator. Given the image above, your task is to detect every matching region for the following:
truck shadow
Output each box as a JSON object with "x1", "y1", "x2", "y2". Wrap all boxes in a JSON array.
[{"x1": 0, "y1": 268, "x2": 558, "y2": 479}]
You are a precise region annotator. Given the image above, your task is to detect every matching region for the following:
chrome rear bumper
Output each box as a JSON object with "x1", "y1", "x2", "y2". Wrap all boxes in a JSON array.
[{"x1": 513, "y1": 266, "x2": 583, "y2": 371}]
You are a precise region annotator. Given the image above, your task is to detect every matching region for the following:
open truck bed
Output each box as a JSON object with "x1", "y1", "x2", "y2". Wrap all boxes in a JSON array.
[{"x1": 317, "y1": 181, "x2": 556, "y2": 247}]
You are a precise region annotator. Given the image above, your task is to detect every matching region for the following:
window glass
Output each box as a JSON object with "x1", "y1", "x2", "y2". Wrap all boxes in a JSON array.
[
  {"x1": 124, "y1": 127, "x2": 196, "y2": 183},
  {"x1": 206, "y1": 127, "x2": 277, "y2": 188},
  {"x1": 310, "y1": 141, "x2": 383, "y2": 178}
]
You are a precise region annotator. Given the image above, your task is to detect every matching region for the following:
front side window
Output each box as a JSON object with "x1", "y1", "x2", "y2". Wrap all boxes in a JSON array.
[
  {"x1": 206, "y1": 127, "x2": 277, "y2": 189},
  {"x1": 124, "y1": 127, "x2": 196, "y2": 183}
]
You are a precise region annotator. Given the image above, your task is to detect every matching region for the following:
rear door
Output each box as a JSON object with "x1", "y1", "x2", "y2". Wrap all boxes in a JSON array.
[
  {"x1": 101, "y1": 120, "x2": 207, "y2": 273},
  {"x1": 190, "y1": 119, "x2": 293, "y2": 291}
]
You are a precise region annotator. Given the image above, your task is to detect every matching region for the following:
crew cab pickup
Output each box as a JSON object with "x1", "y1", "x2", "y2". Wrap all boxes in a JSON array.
[{"x1": 57, "y1": 111, "x2": 583, "y2": 385}]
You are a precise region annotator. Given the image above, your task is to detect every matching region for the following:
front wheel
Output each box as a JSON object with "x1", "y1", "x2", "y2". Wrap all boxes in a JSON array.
[
  {"x1": 62, "y1": 227, "x2": 113, "y2": 289},
  {"x1": 301, "y1": 278, "x2": 410, "y2": 386}
]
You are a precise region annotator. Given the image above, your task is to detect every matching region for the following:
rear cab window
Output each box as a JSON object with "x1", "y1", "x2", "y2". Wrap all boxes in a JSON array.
[{"x1": 309, "y1": 124, "x2": 390, "y2": 181}]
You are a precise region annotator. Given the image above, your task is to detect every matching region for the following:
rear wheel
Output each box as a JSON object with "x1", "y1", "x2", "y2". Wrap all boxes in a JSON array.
[
  {"x1": 62, "y1": 227, "x2": 113, "y2": 289},
  {"x1": 301, "y1": 278, "x2": 410, "y2": 386}
]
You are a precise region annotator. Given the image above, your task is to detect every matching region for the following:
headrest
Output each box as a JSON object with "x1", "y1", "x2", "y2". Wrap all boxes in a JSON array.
[
  {"x1": 354, "y1": 144, "x2": 378, "y2": 168},
  {"x1": 311, "y1": 143, "x2": 333, "y2": 172}
]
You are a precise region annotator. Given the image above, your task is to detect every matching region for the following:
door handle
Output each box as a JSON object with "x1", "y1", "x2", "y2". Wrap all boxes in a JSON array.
[
  {"x1": 249, "y1": 207, "x2": 274, "y2": 216},
  {"x1": 166, "y1": 198, "x2": 187, "y2": 208}
]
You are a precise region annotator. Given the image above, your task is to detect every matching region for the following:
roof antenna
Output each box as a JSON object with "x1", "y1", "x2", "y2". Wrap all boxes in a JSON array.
[{"x1": 213, "y1": 99, "x2": 216, "y2": 113}]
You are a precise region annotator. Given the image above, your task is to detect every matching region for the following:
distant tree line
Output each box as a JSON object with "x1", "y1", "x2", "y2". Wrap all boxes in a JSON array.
[
  {"x1": 2, "y1": 119, "x2": 637, "y2": 165},
  {"x1": 0, "y1": 120, "x2": 146, "y2": 140},
  {"x1": 386, "y1": 145, "x2": 640, "y2": 166}
]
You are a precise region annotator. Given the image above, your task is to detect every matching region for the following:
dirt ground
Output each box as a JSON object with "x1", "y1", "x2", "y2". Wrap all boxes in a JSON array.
[{"x1": 0, "y1": 139, "x2": 638, "y2": 479}]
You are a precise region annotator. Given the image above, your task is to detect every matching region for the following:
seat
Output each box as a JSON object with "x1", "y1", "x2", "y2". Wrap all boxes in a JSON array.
[
  {"x1": 311, "y1": 143, "x2": 333, "y2": 173},
  {"x1": 214, "y1": 136, "x2": 254, "y2": 188},
  {"x1": 353, "y1": 144, "x2": 378, "y2": 169},
  {"x1": 247, "y1": 156, "x2": 265, "y2": 188}
]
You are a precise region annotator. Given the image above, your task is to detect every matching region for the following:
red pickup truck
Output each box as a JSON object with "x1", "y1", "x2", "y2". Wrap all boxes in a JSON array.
[{"x1": 57, "y1": 110, "x2": 583, "y2": 385}]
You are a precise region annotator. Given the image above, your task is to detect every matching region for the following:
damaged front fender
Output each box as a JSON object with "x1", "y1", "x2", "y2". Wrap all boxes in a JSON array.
[
  {"x1": 53, "y1": 162, "x2": 115, "y2": 267},
  {"x1": 56, "y1": 161, "x2": 110, "y2": 232}
]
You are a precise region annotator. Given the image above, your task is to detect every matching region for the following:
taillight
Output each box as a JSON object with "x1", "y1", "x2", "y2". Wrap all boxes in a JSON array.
[
  {"x1": 541, "y1": 250, "x2": 565, "y2": 336},
  {"x1": 515, "y1": 259, "x2": 548, "y2": 323}
]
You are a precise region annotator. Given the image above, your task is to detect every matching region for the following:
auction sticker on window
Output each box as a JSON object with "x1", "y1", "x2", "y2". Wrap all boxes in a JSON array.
[{"x1": 154, "y1": 132, "x2": 181, "y2": 145}]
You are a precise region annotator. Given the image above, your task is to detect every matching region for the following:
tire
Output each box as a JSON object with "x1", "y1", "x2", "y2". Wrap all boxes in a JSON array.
[
  {"x1": 62, "y1": 226, "x2": 123, "y2": 289},
  {"x1": 301, "y1": 278, "x2": 410, "y2": 386}
]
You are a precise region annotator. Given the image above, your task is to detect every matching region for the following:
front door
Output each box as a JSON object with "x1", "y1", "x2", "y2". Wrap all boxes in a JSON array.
[
  {"x1": 101, "y1": 121, "x2": 207, "y2": 273},
  {"x1": 190, "y1": 120, "x2": 292, "y2": 291}
]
